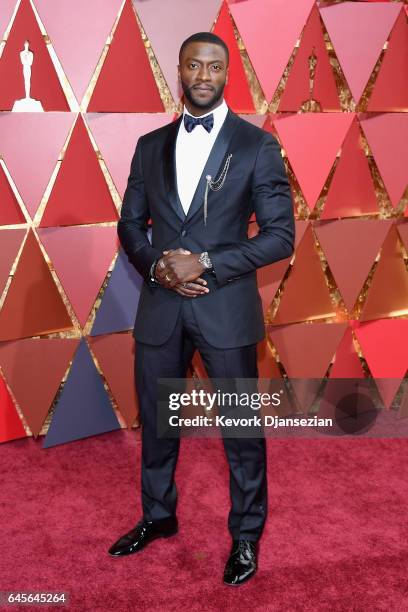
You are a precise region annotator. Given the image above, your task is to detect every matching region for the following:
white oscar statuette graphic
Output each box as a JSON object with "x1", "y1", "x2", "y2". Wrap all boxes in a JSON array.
[{"x1": 12, "y1": 40, "x2": 44, "y2": 112}]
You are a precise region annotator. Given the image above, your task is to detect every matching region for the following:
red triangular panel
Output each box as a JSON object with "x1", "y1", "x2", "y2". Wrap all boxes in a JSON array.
[
  {"x1": 0, "y1": 0, "x2": 68, "y2": 110},
  {"x1": 321, "y1": 118, "x2": 379, "y2": 218},
  {"x1": 329, "y1": 324, "x2": 365, "y2": 378},
  {"x1": 0, "y1": 374, "x2": 27, "y2": 443},
  {"x1": 38, "y1": 226, "x2": 119, "y2": 327},
  {"x1": 0, "y1": 165, "x2": 25, "y2": 225},
  {"x1": 353, "y1": 319, "x2": 408, "y2": 407},
  {"x1": 397, "y1": 221, "x2": 408, "y2": 253},
  {"x1": 39, "y1": 115, "x2": 118, "y2": 227},
  {"x1": 272, "y1": 225, "x2": 335, "y2": 325},
  {"x1": 257, "y1": 340, "x2": 281, "y2": 379},
  {"x1": 274, "y1": 113, "x2": 354, "y2": 210},
  {"x1": 0, "y1": 230, "x2": 73, "y2": 341},
  {"x1": 213, "y1": 1, "x2": 256, "y2": 112},
  {"x1": 89, "y1": 334, "x2": 138, "y2": 428},
  {"x1": 0, "y1": 338, "x2": 79, "y2": 436},
  {"x1": 249, "y1": 220, "x2": 308, "y2": 315},
  {"x1": 279, "y1": 4, "x2": 340, "y2": 112},
  {"x1": 360, "y1": 224, "x2": 408, "y2": 321},
  {"x1": 314, "y1": 220, "x2": 392, "y2": 312},
  {"x1": 0, "y1": 229, "x2": 26, "y2": 297},
  {"x1": 269, "y1": 322, "x2": 347, "y2": 378},
  {"x1": 88, "y1": 0, "x2": 163, "y2": 112}
]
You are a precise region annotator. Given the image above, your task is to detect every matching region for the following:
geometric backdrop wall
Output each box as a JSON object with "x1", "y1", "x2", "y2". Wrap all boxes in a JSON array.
[{"x1": 0, "y1": 0, "x2": 407, "y2": 446}]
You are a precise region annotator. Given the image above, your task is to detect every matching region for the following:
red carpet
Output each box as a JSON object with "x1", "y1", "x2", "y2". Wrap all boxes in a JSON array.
[{"x1": 1, "y1": 432, "x2": 407, "y2": 611}]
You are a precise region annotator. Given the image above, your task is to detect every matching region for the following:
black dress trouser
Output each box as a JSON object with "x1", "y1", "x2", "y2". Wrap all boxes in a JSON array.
[{"x1": 134, "y1": 297, "x2": 268, "y2": 542}]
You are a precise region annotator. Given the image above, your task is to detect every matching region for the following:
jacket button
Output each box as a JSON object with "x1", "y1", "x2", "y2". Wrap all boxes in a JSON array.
[{"x1": 181, "y1": 229, "x2": 187, "y2": 237}]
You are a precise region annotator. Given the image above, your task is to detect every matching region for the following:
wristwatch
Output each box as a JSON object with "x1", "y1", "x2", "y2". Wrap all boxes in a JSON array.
[{"x1": 198, "y1": 251, "x2": 213, "y2": 270}]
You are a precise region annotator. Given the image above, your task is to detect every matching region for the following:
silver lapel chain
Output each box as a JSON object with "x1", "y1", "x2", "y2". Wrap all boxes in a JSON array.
[{"x1": 204, "y1": 153, "x2": 232, "y2": 226}]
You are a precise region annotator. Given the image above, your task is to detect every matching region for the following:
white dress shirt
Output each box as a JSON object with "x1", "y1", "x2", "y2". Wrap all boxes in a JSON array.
[{"x1": 175, "y1": 99, "x2": 229, "y2": 215}]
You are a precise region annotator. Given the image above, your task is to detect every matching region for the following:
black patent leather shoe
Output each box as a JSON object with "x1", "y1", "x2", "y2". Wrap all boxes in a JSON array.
[
  {"x1": 223, "y1": 540, "x2": 258, "y2": 586},
  {"x1": 108, "y1": 517, "x2": 178, "y2": 557}
]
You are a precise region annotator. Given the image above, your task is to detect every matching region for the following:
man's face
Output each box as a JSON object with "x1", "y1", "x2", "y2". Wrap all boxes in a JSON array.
[{"x1": 178, "y1": 41, "x2": 228, "y2": 112}]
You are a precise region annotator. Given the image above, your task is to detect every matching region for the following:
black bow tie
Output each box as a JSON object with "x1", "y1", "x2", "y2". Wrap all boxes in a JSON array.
[{"x1": 184, "y1": 113, "x2": 214, "y2": 133}]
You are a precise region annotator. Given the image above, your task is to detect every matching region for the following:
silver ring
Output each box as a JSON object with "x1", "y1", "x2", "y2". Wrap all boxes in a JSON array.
[{"x1": 182, "y1": 282, "x2": 188, "y2": 288}]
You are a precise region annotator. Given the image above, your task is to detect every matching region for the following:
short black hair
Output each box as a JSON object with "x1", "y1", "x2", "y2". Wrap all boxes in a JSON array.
[{"x1": 179, "y1": 32, "x2": 229, "y2": 65}]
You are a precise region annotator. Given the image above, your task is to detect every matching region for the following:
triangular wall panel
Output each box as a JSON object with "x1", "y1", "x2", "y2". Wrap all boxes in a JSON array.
[
  {"x1": 38, "y1": 226, "x2": 119, "y2": 327},
  {"x1": 321, "y1": 118, "x2": 379, "y2": 219},
  {"x1": 43, "y1": 338, "x2": 121, "y2": 448},
  {"x1": 39, "y1": 114, "x2": 118, "y2": 227},
  {"x1": 274, "y1": 113, "x2": 354, "y2": 210},
  {"x1": 0, "y1": 338, "x2": 79, "y2": 436},
  {"x1": 279, "y1": 4, "x2": 340, "y2": 112},
  {"x1": 0, "y1": 113, "x2": 74, "y2": 218},
  {"x1": 272, "y1": 224, "x2": 335, "y2": 324},
  {"x1": 213, "y1": 1, "x2": 256, "y2": 113},
  {"x1": 88, "y1": 0, "x2": 164, "y2": 112},
  {"x1": 89, "y1": 333, "x2": 138, "y2": 428},
  {"x1": 0, "y1": 0, "x2": 69, "y2": 110},
  {"x1": 86, "y1": 112, "x2": 172, "y2": 198},
  {"x1": 0, "y1": 165, "x2": 25, "y2": 225},
  {"x1": 319, "y1": 2, "x2": 401, "y2": 103},
  {"x1": 360, "y1": 113, "x2": 408, "y2": 208},
  {"x1": 0, "y1": 229, "x2": 26, "y2": 297},
  {"x1": 314, "y1": 219, "x2": 392, "y2": 312},
  {"x1": 0, "y1": 230, "x2": 73, "y2": 341},
  {"x1": 0, "y1": 374, "x2": 27, "y2": 443},
  {"x1": 35, "y1": 0, "x2": 123, "y2": 104},
  {"x1": 230, "y1": 0, "x2": 316, "y2": 102},
  {"x1": 368, "y1": 8, "x2": 408, "y2": 112}
]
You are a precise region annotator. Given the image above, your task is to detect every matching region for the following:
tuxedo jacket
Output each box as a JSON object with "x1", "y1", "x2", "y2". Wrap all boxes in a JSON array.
[{"x1": 117, "y1": 109, "x2": 295, "y2": 349}]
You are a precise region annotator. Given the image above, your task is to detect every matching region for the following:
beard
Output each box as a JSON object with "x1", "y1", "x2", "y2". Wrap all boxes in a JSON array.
[{"x1": 181, "y1": 79, "x2": 226, "y2": 111}]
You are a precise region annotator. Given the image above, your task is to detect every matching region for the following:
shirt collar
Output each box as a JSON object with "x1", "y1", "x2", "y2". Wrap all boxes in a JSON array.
[{"x1": 182, "y1": 99, "x2": 228, "y2": 131}]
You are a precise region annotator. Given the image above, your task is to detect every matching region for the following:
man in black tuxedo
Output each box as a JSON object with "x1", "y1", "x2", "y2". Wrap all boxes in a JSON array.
[{"x1": 109, "y1": 32, "x2": 295, "y2": 586}]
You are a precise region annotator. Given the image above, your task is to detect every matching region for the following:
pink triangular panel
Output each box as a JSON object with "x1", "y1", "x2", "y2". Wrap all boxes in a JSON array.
[
  {"x1": 269, "y1": 322, "x2": 347, "y2": 378},
  {"x1": 89, "y1": 334, "x2": 138, "y2": 428},
  {"x1": 0, "y1": 113, "x2": 74, "y2": 218},
  {"x1": 35, "y1": 0, "x2": 123, "y2": 103},
  {"x1": 0, "y1": 374, "x2": 27, "y2": 443},
  {"x1": 320, "y1": 2, "x2": 401, "y2": 102},
  {"x1": 38, "y1": 227, "x2": 119, "y2": 327},
  {"x1": 0, "y1": 338, "x2": 79, "y2": 436},
  {"x1": 0, "y1": 1, "x2": 16, "y2": 39},
  {"x1": 330, "y1": 325, "x2": 365, "y2": 378},
  {"x1": 230, "y1": 0, "x2": 316, "y2": 102},
  {"x1": 360, "y1": 113, "x2": 408, "y2": 208},
  {"x1": 279, "y1": 4, "x2": 340, "y2": 112},
  {"x1": 321, "y1": 118, "x2": 379, "y2": 218},
  {"x1": 314, "y1": 220, "x2": 392, "y2": 312},
  {"x1": 274, "y1": 113, "x2": 354, "y2": 210},
  {"x1": 239, "y1": 115, "x2": 266, "y2": 129},
  {"x1": 86, "y1": 113, "x2": 171, "y2": 197},
  {"x1": 368, "y1": 9, "x2": 408, "y2": 112},
  {"x1": 0, "y1": 229, "x2": 26, "y2": 297},
  {"x1": 135, "y1": 0, "x2": 221, "y2": 102}
]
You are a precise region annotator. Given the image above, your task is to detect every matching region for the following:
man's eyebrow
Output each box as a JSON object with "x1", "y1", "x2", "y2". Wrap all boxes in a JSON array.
[{"x1": 185, "y1": 57, "x2": 225, "y2": 65}]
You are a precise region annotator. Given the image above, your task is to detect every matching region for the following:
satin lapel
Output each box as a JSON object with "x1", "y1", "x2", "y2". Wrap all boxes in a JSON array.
[
  {"x1": 163, "y1": 115, "x2": 185, "y2": 222},
  {"x1": 185, "y1": 110, "x2": 240, "y2": 223}
]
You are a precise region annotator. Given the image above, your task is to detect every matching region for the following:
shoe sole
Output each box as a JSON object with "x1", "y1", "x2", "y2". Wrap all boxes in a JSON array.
[{"x1": 108, "y1": 528, "x2": 178, "y2": 557}]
